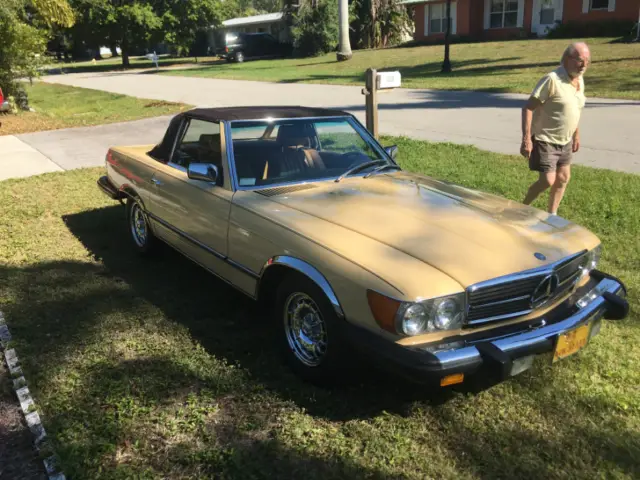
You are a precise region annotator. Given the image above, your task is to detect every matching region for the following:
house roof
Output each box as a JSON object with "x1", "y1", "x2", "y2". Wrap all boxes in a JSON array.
[{"x1": 221, "y1": 12, "x2": 284, "y2": 28}]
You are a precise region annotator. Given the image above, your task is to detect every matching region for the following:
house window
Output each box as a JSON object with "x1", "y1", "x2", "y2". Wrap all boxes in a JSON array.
[
  {"x1": 539, "y1": 0, "x2": 555, "y2": 24},
  {"x1": 490, "y1": 0, "x2": 519, "y2": 28},
  {"x1": 429, "y1": 3, "x2": 450, "y2": 34},
  {"x1": 590, "y1": 0, "x2": 608, "y2": 9}
]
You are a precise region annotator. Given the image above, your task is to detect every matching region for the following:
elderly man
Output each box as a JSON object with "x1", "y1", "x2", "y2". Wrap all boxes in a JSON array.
[{"x1": 520, "y1": 42, "x2": 590, "y2": 215}]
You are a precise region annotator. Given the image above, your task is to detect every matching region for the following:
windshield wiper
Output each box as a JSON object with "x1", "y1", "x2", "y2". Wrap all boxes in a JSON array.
[
  {"x1": 364, "y1": 164, "x2": 402, "y2": 178},
  {"x1": 334, "y1": 160, "x2": 387, "y2": 183}
]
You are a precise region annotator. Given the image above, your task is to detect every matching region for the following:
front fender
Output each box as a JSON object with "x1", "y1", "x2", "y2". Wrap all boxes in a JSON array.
[{"x1": 258, "y1": 255, "x2": 345, "y2": 319}]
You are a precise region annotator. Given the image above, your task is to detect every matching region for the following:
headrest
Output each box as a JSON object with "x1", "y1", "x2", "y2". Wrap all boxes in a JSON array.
[
  {"x1": 199, "y1": 134, "x2": 222, "y2": 153},
  {"x1": 276, "y1": 123, "x2": 315, "y2": 148}
]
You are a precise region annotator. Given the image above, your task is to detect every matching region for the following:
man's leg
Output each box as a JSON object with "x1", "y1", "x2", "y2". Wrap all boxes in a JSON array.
[
  {"x1": 548, "y1": 164, "x2": 571, "y2": 214},
  {"x1": 523, "y1": 171, "x2": 556, "y2": 206}
]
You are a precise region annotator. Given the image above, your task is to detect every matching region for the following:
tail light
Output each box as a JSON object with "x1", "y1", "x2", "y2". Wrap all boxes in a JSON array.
[{"x1": 0, "y1": 87, "x2": 4, "y2": 104}]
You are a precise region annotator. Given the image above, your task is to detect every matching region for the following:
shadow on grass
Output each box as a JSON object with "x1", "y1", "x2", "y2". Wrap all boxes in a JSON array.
[
  {"x1": 1, "y1": 203, "x2": 638, "y2": 477},
  {"x1": 0, "y1": 206, "x2": 465, "y2": 420}
]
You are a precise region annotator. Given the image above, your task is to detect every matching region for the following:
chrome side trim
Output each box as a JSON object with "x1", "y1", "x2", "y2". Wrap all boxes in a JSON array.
[
  {"x1": 152, "y1": 232, "x2": 257, "y2": 300},
  {"x1": 258, "y1": 255, "x2": 345, "y2": 319},
  {"x1": 434, "y1": 277, "x2": 623, "y2": 369},
  {"x1": 146, "y1": 211, "x2": 259, "y2": 279}
]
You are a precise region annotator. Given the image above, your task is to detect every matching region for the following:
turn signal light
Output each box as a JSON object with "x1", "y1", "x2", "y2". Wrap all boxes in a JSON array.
[{"x1": 440, "y1": 373, "x2": 464, "y2": 387}]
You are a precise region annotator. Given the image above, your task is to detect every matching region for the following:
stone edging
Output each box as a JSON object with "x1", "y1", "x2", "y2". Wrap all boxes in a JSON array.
[{"x1": 0, "y1": 310, "x2": 66, "y2": 480}]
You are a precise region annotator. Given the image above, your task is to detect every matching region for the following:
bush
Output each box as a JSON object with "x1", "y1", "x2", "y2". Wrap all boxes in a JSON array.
[
  {"x1": 546, "y1": 19, "x2": 637, "y2": 39},
  {"x1": 291, "y1": 0, "x2": 339, "y2": 57}
]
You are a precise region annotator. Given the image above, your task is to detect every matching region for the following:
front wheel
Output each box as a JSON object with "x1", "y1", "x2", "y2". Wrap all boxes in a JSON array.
[
  {"x1": 235, "y1": 51, "x2": 244, "y2": 63},
  {"x1": 275, "y1": 273, "x2": 348, "y2": 385},
  {"x1": 126, "y1": 197, "x2": 157, "y2": 255}
]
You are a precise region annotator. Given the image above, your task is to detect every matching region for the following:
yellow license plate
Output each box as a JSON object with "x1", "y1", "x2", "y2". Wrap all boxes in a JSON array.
[{"x1": 553, "y1": 324, "x2": 591, "y2": 363}]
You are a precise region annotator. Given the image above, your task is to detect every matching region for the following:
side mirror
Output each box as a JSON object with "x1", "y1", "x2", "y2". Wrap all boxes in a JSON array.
[
  {"x1": 188, "y1": 163, "x2": 219, "y2": 184},
  {"x1": 384, "y1": 145, "x2": 398, "y2": 160}
]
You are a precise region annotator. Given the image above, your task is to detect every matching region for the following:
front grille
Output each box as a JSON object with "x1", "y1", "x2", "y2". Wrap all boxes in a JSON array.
[{"x1": 466, "y1": 251, "x2": 587, "y2": 325}]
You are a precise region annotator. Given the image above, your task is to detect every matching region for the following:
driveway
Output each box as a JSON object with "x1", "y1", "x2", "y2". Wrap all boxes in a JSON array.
[{"x1": 40, "y1": 70, "x2": 640, "y2": 174}]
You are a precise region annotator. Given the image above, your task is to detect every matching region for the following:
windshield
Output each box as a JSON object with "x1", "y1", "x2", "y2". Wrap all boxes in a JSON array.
[{"x1": 229, "y1": 117, "x2": 392, "y2": 188}]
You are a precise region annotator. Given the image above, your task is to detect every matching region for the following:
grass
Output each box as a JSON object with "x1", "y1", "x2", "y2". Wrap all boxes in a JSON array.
[
  {"x1": 159, "y1": 37, "x2": 640, "y2": 100},
  {"x1": 0, "y1": 139, "x2": 638, "y2": 479},
  {"x1": 0, "y1": 83, "x2": 190, "y2": 136}
]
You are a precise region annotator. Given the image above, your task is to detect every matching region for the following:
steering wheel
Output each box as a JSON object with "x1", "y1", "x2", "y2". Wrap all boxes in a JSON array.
[{"x1": 342, "y1": 151, "x2": 367, "y2": 169}]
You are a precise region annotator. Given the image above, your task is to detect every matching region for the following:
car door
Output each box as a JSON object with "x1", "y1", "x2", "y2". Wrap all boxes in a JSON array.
[{"x1": 145, "y1": 118, "x2": 235, "y2": 276}]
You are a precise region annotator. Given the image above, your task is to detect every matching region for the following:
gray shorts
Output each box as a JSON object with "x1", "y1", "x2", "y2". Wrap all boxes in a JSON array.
[{"x1": 529, "y1": 136, "x2": 573, "y2": 173}]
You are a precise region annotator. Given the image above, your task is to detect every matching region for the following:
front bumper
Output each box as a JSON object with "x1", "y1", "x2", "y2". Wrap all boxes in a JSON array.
[{"x1": 344, "y1": 270, "x2": 629, "y2": 386}]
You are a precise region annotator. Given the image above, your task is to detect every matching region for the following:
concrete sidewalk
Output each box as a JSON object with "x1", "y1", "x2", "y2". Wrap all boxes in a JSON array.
[
  {"x1": 0, "y1": 136, "x2": 62, "y2": 182},
  {"x1": 41, "y1": 70, "x2": 640, "y2": 174}
]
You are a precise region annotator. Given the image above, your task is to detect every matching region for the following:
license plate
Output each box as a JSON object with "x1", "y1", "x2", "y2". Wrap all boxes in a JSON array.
[{"x1": 553, "y1": 324, "x2": 591, "y2": 363}]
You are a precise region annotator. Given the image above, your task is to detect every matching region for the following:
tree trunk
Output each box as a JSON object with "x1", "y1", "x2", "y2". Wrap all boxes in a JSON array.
[
  {"x1": 441, "y1": 0, "x2": 452, "y2": 73},
  {"x1": 337, "y1": 0, "x2": 352, "y2": 61},
  {"x1": 121, "y1": 46, "x2": 130, "y2": 67},
  {"x1": 110, "y1": 43, "x2": 119, "y2": 57}
]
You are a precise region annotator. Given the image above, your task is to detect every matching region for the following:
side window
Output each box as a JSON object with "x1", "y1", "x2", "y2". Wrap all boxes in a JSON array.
[{"x1": 171, "y1": 119, "x2": 222, "y2": 170}]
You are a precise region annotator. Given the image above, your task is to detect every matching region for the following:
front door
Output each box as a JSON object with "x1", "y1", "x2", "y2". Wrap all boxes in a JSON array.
[
  {"x1": 532, "y1": 0, "x2": 560, "y2": 36},
  {"x1": 146, "y1": 117, "x2": 233, "y2": 270}
]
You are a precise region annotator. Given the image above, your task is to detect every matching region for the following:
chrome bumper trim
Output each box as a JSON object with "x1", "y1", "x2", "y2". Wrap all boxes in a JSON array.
[{"x1": 434, "y1": 277, "x2": 624, "y2": 370}]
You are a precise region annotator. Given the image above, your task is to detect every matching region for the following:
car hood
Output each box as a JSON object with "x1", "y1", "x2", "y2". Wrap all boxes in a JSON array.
[{"x1": 257, "y1": 171, "x2": 600, "y2": 287}]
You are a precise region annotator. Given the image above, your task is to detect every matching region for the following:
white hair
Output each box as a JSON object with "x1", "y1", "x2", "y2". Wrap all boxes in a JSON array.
[{"x1": 561, "y1": 42, "x2": 590, "y2": 64}]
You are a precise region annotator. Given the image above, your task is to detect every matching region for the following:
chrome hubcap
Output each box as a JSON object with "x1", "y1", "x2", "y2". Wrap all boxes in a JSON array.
[
  {"x1": 284, "y1": 293, "x2": 327, "y2": 367},
  {"x1": 131, "y1": 204, "x2": 147, "y2": 247}
]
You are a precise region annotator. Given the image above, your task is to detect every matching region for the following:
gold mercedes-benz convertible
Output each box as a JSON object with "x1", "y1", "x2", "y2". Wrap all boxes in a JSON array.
[{"x1": 97, "y1": 106, "x2": 628, "y2": 387}]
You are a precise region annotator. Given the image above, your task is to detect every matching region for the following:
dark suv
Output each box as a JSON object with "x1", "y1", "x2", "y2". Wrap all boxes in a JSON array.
[{"x1": 216, "y1": 32, "x2": 290, "y2": 63}]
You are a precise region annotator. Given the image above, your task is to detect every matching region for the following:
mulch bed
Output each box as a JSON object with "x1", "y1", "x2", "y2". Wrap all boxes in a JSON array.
[{"x1": 0, "y1": 361, "x2": 46, "y2": 480}]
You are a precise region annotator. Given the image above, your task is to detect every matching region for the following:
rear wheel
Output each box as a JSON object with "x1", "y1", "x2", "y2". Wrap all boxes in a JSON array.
[
  {"x1": 275, "y1": 273, "x2": 348, "y2": 385},
  {"x1": 126, "y1": 197, "x2": 157, "y2": 255}
]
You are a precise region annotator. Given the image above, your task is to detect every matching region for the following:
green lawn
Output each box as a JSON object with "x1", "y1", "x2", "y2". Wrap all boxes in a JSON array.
[
  {"x1": 0, "y1": 140, "x2": 638, "y2": 479},
  {"x1": 0, "y1": 83, "x2": 190, "y2": 136},
  {"x1": 160, "y1": 37, "x2": 640, "y2": 100}
]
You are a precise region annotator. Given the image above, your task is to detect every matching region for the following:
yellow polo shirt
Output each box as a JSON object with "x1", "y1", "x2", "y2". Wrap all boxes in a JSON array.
[{"x1": 530, "y1": 66, "x2": 586, "y2": 146}]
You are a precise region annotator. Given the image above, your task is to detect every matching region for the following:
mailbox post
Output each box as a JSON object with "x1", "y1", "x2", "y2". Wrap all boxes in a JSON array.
[{"x1": 362, "y1": 69, "x2": 401, "y2": 140}]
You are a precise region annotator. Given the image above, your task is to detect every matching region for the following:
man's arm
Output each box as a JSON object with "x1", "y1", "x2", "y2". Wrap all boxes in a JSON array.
[
  {"x1": 572, "y1": 126, "x2": 580, "y2": 153},
  {"x1": 521, "y1": 97, "x2": 541, "y2": 158}
]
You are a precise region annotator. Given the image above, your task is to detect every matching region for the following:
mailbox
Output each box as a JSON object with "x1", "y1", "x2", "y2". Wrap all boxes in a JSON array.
[{"x1": 376, "y1": 71, "x2": 401, "y2": 90}]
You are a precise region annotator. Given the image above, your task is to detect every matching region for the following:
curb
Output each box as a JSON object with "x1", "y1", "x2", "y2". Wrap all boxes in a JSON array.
[{"x1": 0, "y1": 311, "x2": 67, "y2": 480}]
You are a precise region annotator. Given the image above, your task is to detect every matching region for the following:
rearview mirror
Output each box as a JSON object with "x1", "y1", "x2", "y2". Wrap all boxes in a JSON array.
[
  {"x1": 384, "y1": 145, "x2": 398, "y2": 160},
  {"x1": 188, "y1": 163, "x2": 219, "y2": 184}
]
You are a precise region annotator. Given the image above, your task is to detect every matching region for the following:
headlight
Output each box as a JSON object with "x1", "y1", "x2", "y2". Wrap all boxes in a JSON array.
[
  {"x1": 580, "y1": 244, "x2": 601, "y2": 278},
  {"x1": 368, "y1": 290, "x2": 466, "y2": 337}
]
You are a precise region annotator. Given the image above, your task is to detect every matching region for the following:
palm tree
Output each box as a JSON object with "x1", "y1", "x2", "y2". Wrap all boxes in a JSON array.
[
  {"x1": 441, "y1": 0, "x2": 451, "y2": 73},
  {"x1": 337, "y1": 0, "x2": 352, "y2": 61}
]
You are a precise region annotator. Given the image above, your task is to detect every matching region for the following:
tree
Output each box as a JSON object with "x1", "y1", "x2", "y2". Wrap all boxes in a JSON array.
[
  {"x1": 349, "y1": 0, "x2": 410, "y2": 50},
  {"x1": 68, "y1": 0, "x2": 222, "y2": 67},
  {"x1": 0, "y1": 0, "x2": 75, "y2": 103},
  {"x1": 291, "y1": 0, "x2": 338, "y2": 57},
  {"x1": 336, "y1": 0, "x2": 352, "y2": 61},
  {"x1": 441, "y1": 0, "x2": 452, "y2": 73}
]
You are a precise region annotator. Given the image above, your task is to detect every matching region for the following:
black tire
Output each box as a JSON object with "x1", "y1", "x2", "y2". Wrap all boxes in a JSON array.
[
  {"x1": 126, "y1": 196, "x2": 157, "y2": 255},
  {"x1": 274, "y1": 273, "x2": 348, "y2": 386},
  {"x1": 235, "y1": 51, "x2": 244, "y2": 63}
]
